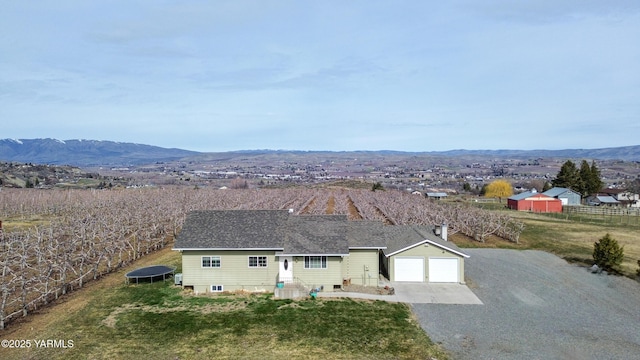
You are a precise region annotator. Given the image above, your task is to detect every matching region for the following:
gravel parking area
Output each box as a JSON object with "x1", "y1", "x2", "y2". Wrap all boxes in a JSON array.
[{"x1": 412, "y1": 249, "x2": 640, "y2": 360}]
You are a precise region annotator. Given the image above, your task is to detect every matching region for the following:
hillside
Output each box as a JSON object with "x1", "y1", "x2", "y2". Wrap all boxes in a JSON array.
[
  {"x1": 0, "y1": 138, "x2": 198, "y2": 166},
  {"x1": 0, "y1": 162, "x2": 99, "y2": 188},
  {"x1": 1, "y1": 138, "x2": 639, "y2": 168}
]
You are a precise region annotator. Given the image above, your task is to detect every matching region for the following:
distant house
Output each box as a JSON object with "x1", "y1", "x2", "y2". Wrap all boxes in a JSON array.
[
  {"x1": 173, "y1": 210, "x2": 469, "y2": 295},
  {"x1": 426, "y1": 192, "x2": 448, "y2": 200},
  {"x1": 597, "y1": 188, "x2": 639, "y2": 208},
  {"x1": 507, "y1": 191, "x2": 562, "y2": 213},
  {"x1": 585, "y1": 195, "x2": 621, "y2": 207},
  {"x1": 542, "y1": 187, "x2": 582, "y2": 206}
]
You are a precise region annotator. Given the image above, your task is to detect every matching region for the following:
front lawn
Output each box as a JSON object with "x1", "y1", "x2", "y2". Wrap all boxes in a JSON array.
[{"x1": 1, "y1": 250, "x2": 447, "y2": 360}]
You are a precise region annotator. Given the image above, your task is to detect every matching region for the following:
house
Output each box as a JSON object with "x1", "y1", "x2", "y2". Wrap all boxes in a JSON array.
[
  {"x1": 426, "y1": 192, "x2": 448, "y2": 200},
  {"x1": 173, "y1": 210, "x2": 468, "y2": 294},
  {"x1": 597, "y1": 188, "x2": 639, "y2": 208},
  {"x1": 585, "y1": 195, "x2": 620, "y2": 207},
  {"x1": 507, "y1": 191, "x2": 562, "y2": 213},
  {"x1": 542, "y1": 187, "x2": 582, "y2": 206}
]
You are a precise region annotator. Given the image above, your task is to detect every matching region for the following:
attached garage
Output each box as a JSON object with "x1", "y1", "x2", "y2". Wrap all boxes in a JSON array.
[
  {"x1": 394, "y1": 257, "x2": 425, "y2": 282},
  {"x1": 382, "y1": 225, "x2": 469, "y2": 284}
]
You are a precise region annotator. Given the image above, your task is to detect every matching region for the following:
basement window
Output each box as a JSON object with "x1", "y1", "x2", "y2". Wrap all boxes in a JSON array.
[{"x1": 210, "y1": 285, "x2": 223, "y2": 292}]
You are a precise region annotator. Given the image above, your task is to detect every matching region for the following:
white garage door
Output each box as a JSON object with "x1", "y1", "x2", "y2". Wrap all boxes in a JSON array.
[
  {"x1": 394, "y1": 257, "x2": 424, "y2": 282},
  {"x1": 429, "y1": 258, "x2": 459, "y2": 283}
]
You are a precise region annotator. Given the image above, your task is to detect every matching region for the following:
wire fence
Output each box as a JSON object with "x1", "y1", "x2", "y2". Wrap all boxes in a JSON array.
[{"x1": 541, "y1": 205, "x2": 640, "y2": 226}]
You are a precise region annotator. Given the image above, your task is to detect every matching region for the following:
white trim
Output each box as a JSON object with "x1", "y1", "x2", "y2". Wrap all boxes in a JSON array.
[
  {"x1": 385, "y1": 240, "x2": 429, "y2": 257},
  {"x1": 424, "y1": 240, "x2": 470, "y2": 258}
]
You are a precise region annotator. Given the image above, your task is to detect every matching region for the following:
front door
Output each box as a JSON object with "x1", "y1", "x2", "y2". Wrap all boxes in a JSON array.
[{"x1": 279, "y1": 256, "x2": 293, "y2": 283}]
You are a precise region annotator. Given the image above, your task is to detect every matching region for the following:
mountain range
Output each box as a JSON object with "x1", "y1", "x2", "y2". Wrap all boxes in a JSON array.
[{"x1": 1, "y1": 138, "x2": 639, "y2": 167}]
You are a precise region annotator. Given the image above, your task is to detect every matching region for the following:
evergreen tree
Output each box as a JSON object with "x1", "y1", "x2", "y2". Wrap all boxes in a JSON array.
[
  {"x1": 577, "y1": 160, "x2": 591, "y2": 195},
  {"x1": 552, "y1": 159, "x2": 603, "y2": 196},
  {"x1": 592, "y1": 233, "x2": 624, "y2": 271},
  {"x1": 462, "y1": 182, "x2": 471, "y2": 192},
  {"x1": 542, "y1": 181, "x2": 552, "y2": 192},
  {"x1": 552, "y1": 160, "x2": 579, "y2": 190},
  {"x1": 586, "y1": 160, "x2": 604, "y2": 196}
]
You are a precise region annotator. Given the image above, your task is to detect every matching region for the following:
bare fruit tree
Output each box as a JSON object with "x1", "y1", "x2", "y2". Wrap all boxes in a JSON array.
[{"x1": 0, "y1": 186, "x2": 524, "y2": 328}]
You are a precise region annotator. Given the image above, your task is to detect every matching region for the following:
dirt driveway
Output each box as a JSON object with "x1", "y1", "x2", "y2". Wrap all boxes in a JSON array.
[{"x1": 412, "y1": 249, "x2": 640, "y2": 360}]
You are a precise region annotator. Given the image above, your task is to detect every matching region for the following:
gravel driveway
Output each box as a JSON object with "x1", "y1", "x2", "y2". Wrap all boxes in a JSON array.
[{"x1": 412, "y1": 249, "x2": 640, "y2": 360}]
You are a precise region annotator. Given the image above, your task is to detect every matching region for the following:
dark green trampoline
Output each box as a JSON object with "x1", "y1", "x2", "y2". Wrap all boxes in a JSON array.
[{"x1": 125, "y1": 265, "x2": 176, "y2": 284}]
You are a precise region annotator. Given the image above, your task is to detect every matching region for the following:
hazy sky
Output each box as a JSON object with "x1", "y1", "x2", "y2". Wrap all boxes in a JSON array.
[{"x1": 2, "y1": 1, "x2": 639, "y2": 152}]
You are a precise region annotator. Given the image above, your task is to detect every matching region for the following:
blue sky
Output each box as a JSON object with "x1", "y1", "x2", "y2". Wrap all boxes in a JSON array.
[{"x1": 2, "y1": 1, "x2": 639, "y2": 152}]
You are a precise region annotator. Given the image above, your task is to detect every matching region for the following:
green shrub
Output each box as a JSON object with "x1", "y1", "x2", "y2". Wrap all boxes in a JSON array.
[{"x1": 592, "y1": 233, "x2": 624, "y2": 271}]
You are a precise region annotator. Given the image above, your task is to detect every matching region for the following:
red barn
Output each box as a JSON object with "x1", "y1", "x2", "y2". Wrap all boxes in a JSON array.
[{"x1": 507, "y1": 191, "x2": 562, "y2": 213}]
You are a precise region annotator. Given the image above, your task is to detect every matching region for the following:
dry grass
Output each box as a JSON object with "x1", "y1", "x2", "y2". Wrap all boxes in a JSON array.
[{"x1": 455, "y1": 210, "x2": 640, "y2": 276}]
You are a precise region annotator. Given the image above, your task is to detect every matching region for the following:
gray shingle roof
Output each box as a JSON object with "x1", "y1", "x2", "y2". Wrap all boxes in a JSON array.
[
  {"x1": 381, "y1": 225, "x2": 468, "y2": 258},
  {"x1": 174, "y1": 210, "x2": 290, "y2": 249},
  {"x1": 283, "y1": 215, "x2": 349, "y2": 255},
  {"x1": 345, "y1": 220, "x2": 388, "y2": 248},
  {"x1": 174, "y1": 210, "x2": 467, "y2": 258},
  {"x1": 380, "y1": 225, "x2": 436, "y2": 255}
]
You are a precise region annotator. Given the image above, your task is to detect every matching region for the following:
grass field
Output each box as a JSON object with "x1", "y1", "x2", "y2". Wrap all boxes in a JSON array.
[
  {"x1": 0, "y1": 247, "x2": 448, "y2": 360},
  {"x1": 455, "y1": 207, "x2": 640, "y2": 277}
]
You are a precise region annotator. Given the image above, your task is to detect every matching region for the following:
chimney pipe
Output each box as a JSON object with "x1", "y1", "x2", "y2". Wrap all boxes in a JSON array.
[{"x1": 441, "y1": 222, "x2": 448, "y2": 241}]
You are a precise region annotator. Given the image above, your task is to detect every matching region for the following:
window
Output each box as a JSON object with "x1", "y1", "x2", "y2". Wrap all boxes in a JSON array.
[
  {"x1": 304, "y1": 256, "x2": 327, "y2": 269},
  {"x1": 249, "y1": 256, "x2": 268, "y2": 268},
  {"x1": 202, "y1": 256, "x2": 221, "y2": 268},
  {"x1": 210, "y1": 285, "x2": 223, "y2": 292}
]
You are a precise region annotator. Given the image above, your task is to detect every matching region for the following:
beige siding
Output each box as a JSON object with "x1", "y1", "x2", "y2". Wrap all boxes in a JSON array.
[
  {"x1": 292, "y1": 256, "x2": 343, "y2": 291},
  {"x1": 341, "y1": 250, "x2": 379, "y2": 286},
  {"x1": 389, "y1": 243, "x2": 465, "y2": 283},
  {"x1": 181, "y1": 250, "x2": 279, "y2": 293}
]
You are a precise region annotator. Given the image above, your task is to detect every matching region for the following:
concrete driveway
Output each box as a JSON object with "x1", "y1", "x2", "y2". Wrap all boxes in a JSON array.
[{"x1": 392, "y1": 282, "x2": 483, "y2": 304}]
